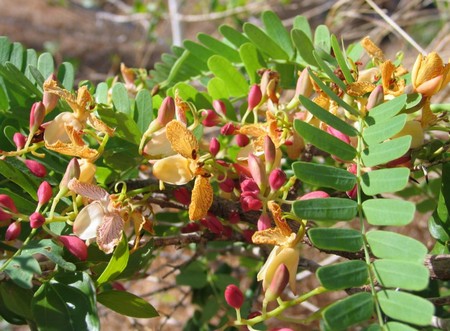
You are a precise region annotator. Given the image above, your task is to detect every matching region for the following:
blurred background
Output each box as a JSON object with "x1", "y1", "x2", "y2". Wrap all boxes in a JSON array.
[{"x1": 1, "y1": 1, "x2": 449, "y2": 330}]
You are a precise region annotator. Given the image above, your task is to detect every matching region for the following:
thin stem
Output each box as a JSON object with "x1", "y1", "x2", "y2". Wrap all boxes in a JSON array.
[{"x1": 0, "y1": 229, "x2": 37, "y2": 272}]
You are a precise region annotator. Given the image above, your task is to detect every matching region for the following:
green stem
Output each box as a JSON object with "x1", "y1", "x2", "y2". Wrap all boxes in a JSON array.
[{"x1": 0, "y1": 229, "x2": 38, "y2": 272}]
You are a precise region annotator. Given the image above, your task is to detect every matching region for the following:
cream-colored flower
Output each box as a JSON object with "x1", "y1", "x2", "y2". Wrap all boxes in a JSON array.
[{"x1": 252, "y1": 201, "x2": 302, "y2": 294}]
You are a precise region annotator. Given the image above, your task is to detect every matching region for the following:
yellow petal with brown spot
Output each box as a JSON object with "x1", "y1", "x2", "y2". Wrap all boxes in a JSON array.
[
  {"x1": 166, "y1": 120, "x2": 199, "y2": 160},
  {"x1": 189, "y1": 176, "x2": 213, "y2": 221}
]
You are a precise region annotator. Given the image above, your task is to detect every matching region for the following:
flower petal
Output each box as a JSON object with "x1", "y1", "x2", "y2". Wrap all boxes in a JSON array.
[
  {"x1": 68, "y1": 179, "x2": 109, "y2": 201},
  {"x1": 189, "y1": 176, "x2": 213, "y2": 221},
  {"x1": 166, "y1": 120, "x2": 199, "y2": 160},
  {"x1": 152, "y1": 154, "x2": 195, "y2": 185},
  {"x1": 96, "y1": 212, "x2": 124, "y2": 254},
  {"x1": 73, "y1": 201, "x2": 105, "y2": 240}
]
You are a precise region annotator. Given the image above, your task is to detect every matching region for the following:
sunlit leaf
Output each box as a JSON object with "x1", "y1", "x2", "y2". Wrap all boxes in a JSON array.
[
  {"x1": 363, "y1": 114, "x2": 407, "y2": 145},
  {"x1": 262, "y1": 10, "x2": 294, "y2": 59},
  {"x1": 378, "y1": 290, "x2": 434, "y2": 326},
  {"x1": 314, "y1": 24, "x2": 331, "y2": 53},
  {"x1": 317, "y1": 260, "x2": 368, "y2": 290},
  {"x1": 291, "y1": 29, "x2": 318, "y2": 67},
  {"x1": 96, "y1": 235, "x2": 129, "y2": 286},
  {"x1": 365, "y1": 94, "x2": 407, "y2": 125},
  {"x1": 385, "y1": 322, "x2": 419, "y2": 331},
  {"x1": 135, "y1": 89, "x2": 153, "y2": 135},
  {"x1": 331, "y1": 35, "x2": 354, "y2": 83},
  {"x1": 37, "y1": 52, "x2": 54, "y2": 81},
  {"x1": 111, "y1": 82, "x2": 132, "y2": 117},
  {"x1": 292, "y1": 161, "x2": 356, "y2": 191},
  {"x1": 243, "y1": 23, "x2": 289, "y2": 60},
  {"x1": 360, "y1": 168, "x2": 410, "y2": 195},
  {"x1": 197, "y1": 33, "x2": 241, "y2": 63},
  {"x1": 366, "y1": 230, "x2": 427, "y2": 263},
  {"x1": 219, "y1": 24, "x2": 251, "y2": 48},
  {"x1": 23, "y1": 239, "x2": 76, "y2": 271},
  {"x1": 361, "y1": 136, "x2": 411, "y2": 167},
  {"x1": 239, "y1": 43, "x2": 266, "y2": 84},
  {"x1": 363, "y1": 199, "x2": 415, "y2": 226},
  {"x1": 9, "y1": 42, "x2": 23, "y2": 70},
  {"x1": 207, "y1": 55, "x2": 248, "y2": 97},
  {"x1": 313, "y1": 50, "x2": 347, "y2": 91},
  {"x1": 57, "y1": 62, "x2": 75, "y2": 91},
  {"x1": 373, "y1": 260, "x2": 429, "y2": 291}
]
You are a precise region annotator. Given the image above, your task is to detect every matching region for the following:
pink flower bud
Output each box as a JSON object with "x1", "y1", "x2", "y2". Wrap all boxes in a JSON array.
[
  {"x1": 240, "y1": 191, "x2": 262, "y2": 212},
  {"x1": 264, "y1": 136, "x2": 276, "y2": 168},
  {"x1": 59, "y1": 235, "x2": 88, "y2": 261},
  {"x1": 221, "y1": 123, "x2": 236, "y2": 135},
  {"x1": 173, "y1": 187, "x2": 191, "y2": 205},
  {"x1": 209, "y1": 137, "x2": 220, "y2": 156},
  {"x1": 181, "y1": 222, "x2": 200, "y2": 233},
  {"x1": 228, "y1": 210, "x2": 240, "y2": 224},
  {"x1": 219, "y1": 177, "x2": 235, "y2": 193},
  {"x1": 326, "y1": 126, "x2": 351, "y2": 144},
  {"x1": 13, "y1": 132, "x2": 26, "y2": 150},
  {"x1": 265, "y1": 264, "x2": 289, "y2": 302},
  {"x1": 37, "y1": 181, "x2": 52, "y2": 206},
  {"x1": 232, "y1": 163, "x2": 252, "y2": 178},
  {"x1": 29, "y1": 212, "x2": 45, "y2": 228},
  {"x1": 236, "y1": 134, "x2": 250, "y2": 147},
  {"x1": 0, "y1": 194, "x2": 18, "y2": 221},
  {"x1": 366, "y1": 85, "x2": 384, "y2": 111},
  {"x1": 212, "y1": 99, "x2": 227, "y2": 116},
  {"x1": 224, "y1": 284, "x2": 244, "y2": 309},
  {"x1": 248, "y1": 84, "x2": 262, "y2": 109},
  {"x1": 156, "y1": 96, "x2": 175, "y2": 127},
  {"x1": 24, "y1": 159, "x2": 47, "y2": 177},
  {"x1": 202, "y1": 109, "x2": 220, "y2": 127},
  {"x1": 240, "y1": 178, "x2": 259, "y2": 193},
  {"x1": 295, "y1": 69, "x2": 313, "y2": 98},
  {"x1": 299, "y1": 191, "x2": 330, "y2": 200},
  {"x1": 5, "y1": 222, "x2": 21, "y2": 240},
  {"x1": 247, "y1": 153, "x2": 266, "y2": 189},
  {"x1": 347, "y1": 163, "x2": 357, "y2": 174},
  {"x1": 201, "y1": 215, "x2": 223, "y2": 234},
  {"x1": 269, "y1": 328, "x2": 295, "y2": 331},
  {"x1": 269, "y1": 169, "x2": 286, "y2": 191},
  {"x1": 346, "y1": 185, "x2": 358, "y2": 199},
  {"x1": 60, "y1": 158, "x2": 80, "y2": 190},
  {"x1": 43, "y1": 74, "x2": 59, "y2": 113},
  {"x1": 29, "y1": 102, "x2": 46, "y2": 132},
  {"x1": 242, "y1": 229, "x2": 255, "y2": 243},
  {"x1": 257, "y1": 213, "x2": 271, "y2": 231}
]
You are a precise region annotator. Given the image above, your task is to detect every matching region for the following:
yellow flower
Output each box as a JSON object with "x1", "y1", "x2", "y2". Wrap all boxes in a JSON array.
[
  {"x1": 412, "y1": 52, "x2": 450, "y2": 97},
  {"x1": 152, "y1": 120, "x2": 213, "y2": 221},
  {"x1": 252, "y1": 201, "x2": 302, "y2": 294},
  {"x1": 43, "y1": 79, "x2": 114, "y2": 160}
]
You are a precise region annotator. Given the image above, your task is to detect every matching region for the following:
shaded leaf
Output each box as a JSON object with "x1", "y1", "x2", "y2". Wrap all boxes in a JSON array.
[
  {"x1": 97, "y1": 106, "x2": 141, "y2": 145},
  {"x1": 292, "y1": 197, "x2": 357, "y2": 221},
  {"x1": 291, "y1": 29, "x2": 318, "y2": 67},
  {"x1": 111, "y1": 83, "x2": 132, "y2": 117},
  {"x1": 308, "y1": 228, "x2": 363, "y2": 252},
  {"x1": 385, "y1": 322, "x2": 418, "y2": 331},
  {"x1": 317, "y1": 260, "x2": 368, "y2": 290},
  {"x1": 0, "y1": 281, "x2": 34, "y2": 321},
  {"x1": 292, "y1": 161, "x2": 356, "y2": 191},
  {"x1": 176, "y1": 261, "x2": 207, "y2": 289},
  {"x1": 23, "y1": 239, "x2": 76, "y2": 271},
  {"x1": 331, "y1": 35, "x2": 354, "y2": 83},
  {"x1": 97, "y1": 290, "x2": 158, "y2": 318},
  {"x1": 2, "y1": 255, "x2": 41, "y2": 289}
]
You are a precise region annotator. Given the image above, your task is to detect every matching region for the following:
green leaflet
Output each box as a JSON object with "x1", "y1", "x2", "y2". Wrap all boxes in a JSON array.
[
  {"x1": 243, "y1": 22, "x2": 289, "y2": 60},
  {"x1": 366, "y1": 230, "x2": 427, "y2": 263},
  {"x1": 97, "y1": 290, "x2": 158, "y2": 318},
  {"x1": 372, "y1": 259, "x2": 429, "y2": 291},
  {"x1": 57, "y1": 62, "x2": 75, "y2": 90},
  {"x1": 363, "y1": 199, "x2": 415, "y2": 226},
  {"x1": 0, "y1": 282, "x2": 34, "y2": 321},
  {"x1": 317, "y1": 260, "x2": 368, "y2": 290},
  {"x1": 291, "y1": 29, "x2": 318, "y2": 67},
  {"x1": 293, "y1": 16, "x2": 312, "y2": 40},
  {"x1": 176, "y1": 260, "x2": 208, "y2": 289},
  {"x1": 207, "y1": 55, "x2": 248, "y2": 97},
  {"x1": 96, "y1": 106, "x2": 141, "y2": 145},
  {"x1": 363, "y1": 113, "x2": 407, "y2": 145},
  {"x1": 111, "y1": 82, "x2": 132, "y2": 117},
  {"x1": 292, "y1": 197, "x2": 357, "y2": 221},
  {"x1": 323, "y1": 292, "x2": 374, "y2": 331},
  {"x1": 9, "y1": 42, "x2": 23, "y2": 70},
  {"x1": 377, "y1": 290, "x2": 434, "y2": 326},
  {"x1": 314, "y1": 24, "x2": 331, "y2": 54},
  {"x1": 239, "y1": 42, "x2": 267, "y2": 84},
  {"x1": 32, "y1": 272, "x2": 99, "y2": 331},
  {"x1": 135, "y1": 89, "x2": 153, "y2": 135},
  {"x1": 219, "y1": 24, "x2": 251, "y2": 48},
  {"x1": 207, "y1": 77, "x2": 229, "y2": 99},
  {"x1": 294, "y1": 119, "x2": 357, "y2": 161},
  {"x1": 299, "y1": 96, "x2": 358, "y2": 137},
  {"x1": 37, "y1": 52, "x2": 54, "y2": 81},
  {"x1": 384, "y1": 322, "x2": 418, "y2": 331},
  {"x1": 428, "y1": 162, "x2": 450, "y2": 242},
  {"x1": 95, "y1": 82, "x2": 108, "y2": 104},
  {"x1": 292, "y1": 161, "x2": 356, "y2": 191},
  {"x1": 0, "y1": 159, "x2": 39, "y2": 200},
  {"x1": 313, "y1": 50, "x2": 347, "y2": 91},
  {"x1": 365, "y1": 94, "x2": 407, "y2": 125},
  {"x1": 361, "y1": 136, "x2": 411, "y2": 167},
  {"x1": 262, "y1": 10, "x2": 295, "y2": 59},
  {"x1": 23, "y1": 239, "x2": 76, "y2": 272},
  {"x1": 360, "y1": 168, "x2": 410, "y2": 195},
  {"x1": 95, "y1": 234, "x2": 129, "y2": 286},
  {"x1": 197, "y1": 33, "x2": 241, "y2": 63},
  {"x1": 2, "y1": 255, "x2": 41, "y2": 289},
  {"x1": 331, "y1": 34, "x2": 354, "y2": 83},
  {"x1": 308, "y1": 228, "x2": 363, "y2": 252}
]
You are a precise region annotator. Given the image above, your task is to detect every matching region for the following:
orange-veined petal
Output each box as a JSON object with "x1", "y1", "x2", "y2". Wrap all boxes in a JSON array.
[
  {"x1": 166, "y1": 120, "x2": 199, "y2": 160},
  {"x1": 189, "y1": 175, "x2": 213, "y2": 221}
]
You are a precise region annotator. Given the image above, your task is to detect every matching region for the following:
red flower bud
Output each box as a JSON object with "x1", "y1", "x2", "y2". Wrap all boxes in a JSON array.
[
  {"x1": 224, "y1": 284, "x2": 244, "y2": 309},
  {"x1": 228, "y1": 210, "x2": 240, "y2": 224},
  {"x1": 326, "y1": 126, "x2": 351, "y2": 144},
  {"x1": 173, "y1": 187, "x2": 191, "y2": 205},
  {"x1": 111, "y1": 281, "x2": 127, "y2": 291},
  {"x1": 265, "y1": 264, "x2": 289, "y2": 302},
  {"x1": 29, "y1": 212, "x2": 45, "y2": 228},
  {"x1": 247, "y1": 153, "x2": 266, "y2": 189},
  {"x1": 181, "y1": 222, "x2": 200, "y2": 233},
  {"x1": 5, "y1": 222, "x2": 21, "y2": 240},
  {"x1": 209, "y1": 137, "x2": 220, "y2": 156},
  {"x1": 29, "y1": 101, "x2": 46, "y2": 132},
  {"x1": 59, "y1": 235, "x2": 88, "y2": 261},
  {"x1": 0, "y1": 194, "x2": 18, "y2": 221},
  {"x1": 236, "y1": 134, "x2": 250, "y2": 147},
  {"x1": 248, "y1": 84, "x2": 262, "y2": 110},
  {"x1": 212, "y1": 99, "x2": 227, "y2": 117},
  {"x1": 156, "y1": 96, "x2": 175, "y2": 127},
  {"x1": 221, "y1": 123, "x2": 236, "y2": 135},
  {"x1": 299, "y1": 191, "x2": 330, "y2": 200},
  {"x1": 24, "y1": 159, "x2": 47, "y2": 177},
  {"x1": 242, "y1": 229, "x2": 255, "y2": 243},
  {"x1": 60, "y1": 158, "x2": 80, "y2": 190},
  {"x1": 201, "y1": 215, "x2": 223, "y2": 234},
  {"x1": 240, "y1": 191, "x2": 262, "y2": 212},
  {"x1": 269, "y1": 169, "x2": 287, "y2": 191},
  {"x1": 222, "y1": 225, "x2": 233, "y2": 239},
  {"x1": 13, "y1": 132, "x2": 26, "y2": 150},
  {"x1": 240, "y1": 178, "x2": 259, "y2": 193},
  {"x1": 257, "y1": 213, "x2": 271, "y2": 231},
  {"x1": 219, "y1": 177, "x2": 235, "y2": 193},
  {"x1": 202, "y1": 109, "x2": 220, "y2": 127},
  {"x1": 37, "y1": 181, "x2": 52, "y2": 206}
]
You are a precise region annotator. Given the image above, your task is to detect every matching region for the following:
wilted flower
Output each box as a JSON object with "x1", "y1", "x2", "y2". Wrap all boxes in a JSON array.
[
  {"x1": 152, "y1": 120, "x2": 213, "y2": 221},
  {"x1": 68, "y1": 178, "x2": 126, "y2": 254},
  {"x1": 252, "y1": 201, "x2": 302, "y2": 293}
]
